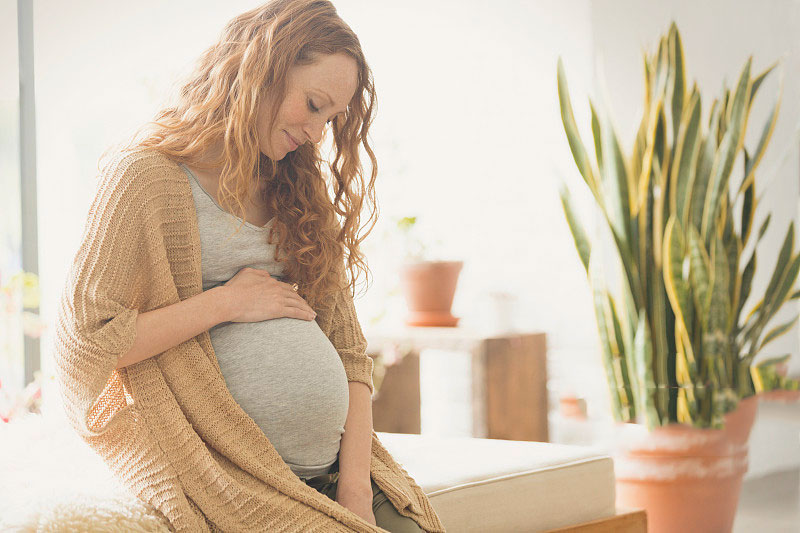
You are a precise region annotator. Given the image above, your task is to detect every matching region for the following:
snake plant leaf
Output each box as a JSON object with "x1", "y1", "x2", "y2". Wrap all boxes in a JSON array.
[
  {"x1": 633, "y1": 310, "x2": 660, "y2": 428},
  {"x1": 740, "y1": 168, "x2": 755, "y2": 245},
  {"x1": 702, "y1": 58, "x2": 752, "y2": 244},
  {"x1": 654, "y1": 106, "x2": 668, "y2": 179},
  {"x1": 590, "y1": 255, "x2": 632, "y2": 422},
  {"x1": 701, "y1": 129, "x2": 738, "y2": 244},
  {"x1": 749, "y1": 61, "x2": 777, "y2": 106},
  {"x1": 609, "y1": 294, "x2": 637, "y2": 419},
  {"x1": 737, "y1": 251, "x2": 756, "y2": 325},
  {"x1": 668, "y1": 23, "x2": 686, "y2": 147},
  {"x1": 670, "y1": 89, "x2": 701, "y2": 222},
  {"x1": 619, "y1": 277, "x2": 639, "y2": 372},
  {"x1": 791, "y1": 288, "x2": 800, "y2": 301},
  {"x1": 653, "y1": 36, "x2": 670, "y2": 101},
  {"x1": 758, "y1": 213, "x2": 772, "y2": 242},
  {"x1": 729, "y1": 235, "x2": 743, "y2": 328},
  {"x1": 663, "y1": 215, "x2": 698, "y2": 384},
  {"x1": 708, "y1": 98, "x2": 719, "y2": 129},
  {"x1": 711, "y1": 237, "x2": 731, "y2": 328},
  {"x1": 663, "y1": 215, "x2": 695, "y2": 339},
  {"x1": 751, "y1": 354, "x2": 795, "y2": 394},
  {"x1": 631, "y1": 117, "x2": 648, "y2": 202},
  {"x1": 759, "y1": 313, "x2": 800, "y2": 352},
  {"x1": 650, "y1": 264, "x2": 671, "y2": 413},
  {"x1": 690, "y1": 110, "x2": 720, "y2": 232},
  {"x1": 738, "y1": 213, "x2": 770, "y2": 327},
  {"x1": 765, "y1": 252, "x2": 800, "y2": 326},
  {"x1": 557, "y1": 58, "x2": 598, "y2": 197},
  {"x1": 726, "y1": 57, "x2": 752, "y2": 133},
  {"x1": 761, "y1": 223, "x2": 795, "y2": 319},
  {"x1": 601, "y1": 113, "x2": 634, "y2": 249},
  {"x1": 558, "y1": 183, "x2": 592, "y2": 274},
  {"x1": 636, "y1": 96, "x2": 664, "y2": 218},
  {"x1": 688, "y1": 224, "x2": 713, "y2": 330},
  {"x1": 707, "y1": 234, "x2": 733, "y2": 388},
  {"x1": 743, "y1": 249, "x2": 800, "y2": 363},
  {"x1": 590, "y1": 99, "x2": 604, "y2": 181},
  {"x1": 718, "y1": 88, "x2": 731, "y2": 143},
  {"x1": 643, "y1": 53, "x2": 652, "y2": 111},
  {"x1": 738, "y1": 75, "x2": 782, "y2": 197}
]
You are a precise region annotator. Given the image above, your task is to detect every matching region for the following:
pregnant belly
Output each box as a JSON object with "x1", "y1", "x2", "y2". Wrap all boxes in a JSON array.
[{"x1": 208, "y1": 317, "x2": 350, "y2": 470}]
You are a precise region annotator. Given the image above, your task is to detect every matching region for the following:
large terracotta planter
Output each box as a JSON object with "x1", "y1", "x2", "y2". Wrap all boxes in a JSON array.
[
  {"x1": 400, "y1": 261, "x2": 463, "y2": 327},
  {"x1": 613, "y1": 396, "x2": 758, "y2": 533}
]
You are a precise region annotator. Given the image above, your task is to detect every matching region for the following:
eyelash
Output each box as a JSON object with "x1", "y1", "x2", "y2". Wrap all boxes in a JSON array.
[{"x1": 308, "y1": 98, "x2": 333, "y2": 124}]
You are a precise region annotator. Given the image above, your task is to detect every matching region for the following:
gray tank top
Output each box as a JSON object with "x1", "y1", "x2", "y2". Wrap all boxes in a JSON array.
[{"x1": 180, "y1": 163, "x2": 350, "y2": 479}]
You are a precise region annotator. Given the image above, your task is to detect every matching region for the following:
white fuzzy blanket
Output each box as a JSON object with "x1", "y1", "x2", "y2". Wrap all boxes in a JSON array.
[{"x1": 0, "y1": 412, "x2": 171, "y2": 532}]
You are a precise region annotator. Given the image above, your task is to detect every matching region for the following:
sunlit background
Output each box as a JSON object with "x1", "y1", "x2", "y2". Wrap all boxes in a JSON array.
[{"x1": 3, "y1": 0, "x2": 799, "y2": 492}]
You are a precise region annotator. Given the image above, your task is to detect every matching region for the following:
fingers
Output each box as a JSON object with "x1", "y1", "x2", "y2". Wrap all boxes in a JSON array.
[
  {"x1": 284, "y1": 306, "x2": 316, "y2": 321},
  {"x1": 282, "y1": 295, "x2": 316, "y2": 318},
  {"x1": 241, "y1": 268, "x2": 315, "y2": 320}
]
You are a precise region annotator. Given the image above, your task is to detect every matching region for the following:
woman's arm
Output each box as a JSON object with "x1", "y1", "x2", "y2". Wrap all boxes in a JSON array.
[
  {"x1": 115, "y1": 286, "x2": 231, "y2": 369},
  {"x1": 115, "y1": 267, "x2": 316, "y2": 370},
  {"x1": 336, "y1": 380, "x2": 376, "y2": 524},
  {"x1": 337, "y1": 381, "x2": 374, "y2": 489}
]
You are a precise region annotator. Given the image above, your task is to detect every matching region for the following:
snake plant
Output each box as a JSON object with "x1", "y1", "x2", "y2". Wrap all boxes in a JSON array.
[{"x1": 557, "y1": 22, "x2": 800, "y2": 429}]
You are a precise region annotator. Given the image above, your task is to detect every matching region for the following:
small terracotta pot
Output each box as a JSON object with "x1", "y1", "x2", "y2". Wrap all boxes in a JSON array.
[
  {"x1": 613, "y1": 396, "x2": 758, "y2": 533},
  {"x1": 559, "y1": 395, "x2": 588, "y2": 420},
  {"x1": 400, "y1": 261, "x2": 463, "y2": 327}
]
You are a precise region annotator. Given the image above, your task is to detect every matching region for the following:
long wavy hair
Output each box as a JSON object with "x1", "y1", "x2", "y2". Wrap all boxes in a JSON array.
[{"x1": 107, "y1": 0, "x2": 378, "y2": 310}]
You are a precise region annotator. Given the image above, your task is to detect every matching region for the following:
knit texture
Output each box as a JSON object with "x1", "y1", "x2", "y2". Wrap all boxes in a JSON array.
[{"x1": 53, "y1": 148, "x2": 446, "y2": 533}]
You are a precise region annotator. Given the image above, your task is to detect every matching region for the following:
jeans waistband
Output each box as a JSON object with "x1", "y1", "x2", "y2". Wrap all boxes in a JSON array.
[{"x1": 302, "y1": 457, "x2": 340, "y2": 485}]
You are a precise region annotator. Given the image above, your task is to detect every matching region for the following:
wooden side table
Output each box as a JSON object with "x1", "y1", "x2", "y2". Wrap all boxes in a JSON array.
[{"x1": 366, "y1": 328, "x2": 548, "y2": 442}]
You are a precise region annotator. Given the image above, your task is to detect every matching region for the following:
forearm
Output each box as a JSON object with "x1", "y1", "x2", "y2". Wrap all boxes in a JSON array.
[
  {"x1": 337, "y1": 381, "x2": 373, "y2": 492},
  {"x1": 115, "y1": 286, "x2": 230, "y2": 369}
]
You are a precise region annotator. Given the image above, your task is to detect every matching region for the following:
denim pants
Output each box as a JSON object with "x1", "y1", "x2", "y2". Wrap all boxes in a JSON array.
[{"x1": 302, "y1": 458, "x2": 422, "y2": 533}]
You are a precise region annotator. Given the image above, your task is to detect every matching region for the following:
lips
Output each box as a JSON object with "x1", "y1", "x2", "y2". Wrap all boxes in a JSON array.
[{"x1": 285, "y1": 131, "x2": 301, "y2": 150}]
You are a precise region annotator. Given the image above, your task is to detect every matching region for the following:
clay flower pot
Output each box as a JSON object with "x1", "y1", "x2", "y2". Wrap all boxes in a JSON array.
[
  {"x1": 613, "y1": 396, "x2": 758, "y2": 533},
  {"x1": 400, "y1": 261, "x2": 463, "y2": 327}
]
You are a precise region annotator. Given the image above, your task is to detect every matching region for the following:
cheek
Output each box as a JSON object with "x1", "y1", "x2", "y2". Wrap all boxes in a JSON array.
[{"x1": 278, "y1": 97, "x2": 309, "y2": 129}]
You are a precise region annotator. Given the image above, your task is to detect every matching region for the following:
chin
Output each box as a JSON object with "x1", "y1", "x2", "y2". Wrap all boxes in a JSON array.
[{"x1": 260, "y1": 146, "x2": 285, "y2": 161}]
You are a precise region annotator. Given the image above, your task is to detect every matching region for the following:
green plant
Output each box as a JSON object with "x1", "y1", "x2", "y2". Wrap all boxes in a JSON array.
[{"x1": 557, "y1": 22, "x2": 800, "y2": 430}]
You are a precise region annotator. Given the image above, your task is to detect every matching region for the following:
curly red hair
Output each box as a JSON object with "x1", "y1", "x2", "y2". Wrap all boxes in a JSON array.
[{"x1": 107, "y1": 0, "x2": 378, "y2": 310}]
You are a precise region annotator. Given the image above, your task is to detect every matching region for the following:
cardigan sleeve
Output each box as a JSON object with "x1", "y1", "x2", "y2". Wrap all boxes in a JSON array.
[
  {"x1": 53, "y1": 150, "x2": 154, "y2": 438},
  {"x1": 326, "y1": 271, "x2": 375, "y2": 395}
]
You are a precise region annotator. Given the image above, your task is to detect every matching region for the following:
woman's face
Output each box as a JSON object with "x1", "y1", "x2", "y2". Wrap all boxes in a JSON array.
[{"x1": 258, "y1": 52, "x2": 359, "y2": 160}]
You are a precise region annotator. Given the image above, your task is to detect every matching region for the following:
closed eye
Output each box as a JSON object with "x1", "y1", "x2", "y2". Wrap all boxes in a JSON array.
[{"x1": 308, "y1": 98, "x2": 335, "y2": 124}]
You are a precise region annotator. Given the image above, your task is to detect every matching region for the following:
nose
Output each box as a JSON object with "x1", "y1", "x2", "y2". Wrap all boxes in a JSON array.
[{"x1": 302, "y1": 118, "x2": 326, "y2": 145}]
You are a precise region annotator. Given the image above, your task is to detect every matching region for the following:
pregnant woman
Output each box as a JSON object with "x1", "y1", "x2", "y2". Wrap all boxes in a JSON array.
[{"x1": 52, "y1": 1, "x2": 444, "y2": 531}]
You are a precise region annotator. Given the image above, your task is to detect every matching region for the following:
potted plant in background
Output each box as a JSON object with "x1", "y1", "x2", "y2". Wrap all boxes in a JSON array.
[
  {"x1": 557, "y1": 22, "x2": 799, "y2": 533},
  {"x1": 396, "y1": 216, "x2": 463, "y2": 327}
]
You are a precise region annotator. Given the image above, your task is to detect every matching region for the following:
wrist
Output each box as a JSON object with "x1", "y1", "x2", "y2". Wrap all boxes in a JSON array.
[
  {"x1": 336, "y1": 474, "x2": 373, "y2": 497},
  {"x1": 209, "y1": 285, "x2": 234, "y2": 324}
]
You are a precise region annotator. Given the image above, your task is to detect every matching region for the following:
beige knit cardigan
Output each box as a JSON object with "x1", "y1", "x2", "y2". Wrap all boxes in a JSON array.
[{"x1": 53, "y1": 148, "x2": 446, "y2": 532}]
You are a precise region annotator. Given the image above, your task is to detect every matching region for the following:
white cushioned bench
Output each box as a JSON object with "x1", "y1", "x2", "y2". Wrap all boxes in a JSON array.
[{"x1": 0, "y1": 414, "x2": 624, "y2": 532}]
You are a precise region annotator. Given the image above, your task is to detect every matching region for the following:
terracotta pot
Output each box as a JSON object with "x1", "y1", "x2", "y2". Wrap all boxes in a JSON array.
[
  {"x1": 400, "y1": 261, "x2": 463, "y2": 327},
  {"x1": 559, "y1": 395, "x2": 588, "y2": 420},
  {"x1": 613, "y1": 396, "x2": 758, "y2": 533}
]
